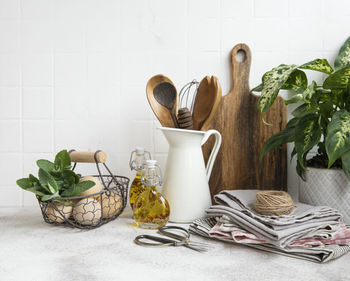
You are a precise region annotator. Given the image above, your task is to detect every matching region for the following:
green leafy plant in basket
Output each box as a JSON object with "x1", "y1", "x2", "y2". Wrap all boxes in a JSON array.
[
  {"x1": 16, "y1": 150, "x2": 95, "y2": 201},
  {"x1": 252, "y1": 36, "x2": 350, "y2": 179}
]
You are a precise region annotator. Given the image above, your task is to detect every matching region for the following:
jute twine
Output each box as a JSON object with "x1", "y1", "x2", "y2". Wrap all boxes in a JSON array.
[{"x1": 253, "y1": 190, "x2": 296, "y2": 216}]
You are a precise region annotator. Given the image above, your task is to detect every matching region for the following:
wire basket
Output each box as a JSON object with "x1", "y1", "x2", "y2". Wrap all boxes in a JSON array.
[{"x1": 37, "y1": 150, "x2": 130, "y2": 229}]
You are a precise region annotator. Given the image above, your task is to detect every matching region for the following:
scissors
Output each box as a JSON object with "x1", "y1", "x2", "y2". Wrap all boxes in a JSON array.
[{"x1": 134, "y1": 226, "x2": 210, "y2": 252}]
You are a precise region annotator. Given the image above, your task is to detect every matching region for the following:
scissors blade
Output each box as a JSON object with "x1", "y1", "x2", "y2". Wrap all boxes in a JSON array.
[{"x1": 134, "y1": 234, "x2": 176, "y2": 247}]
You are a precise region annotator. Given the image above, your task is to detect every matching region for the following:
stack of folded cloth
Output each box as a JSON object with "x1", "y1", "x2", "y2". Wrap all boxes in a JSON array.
[{"x1": 189, "y1": 190, "x2": 350, "y2": 263}]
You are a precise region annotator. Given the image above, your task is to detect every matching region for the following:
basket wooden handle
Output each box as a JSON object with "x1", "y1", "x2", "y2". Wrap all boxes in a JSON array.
[{"x1": 69, "y1": 151, "x2": 107, "y2": 163}]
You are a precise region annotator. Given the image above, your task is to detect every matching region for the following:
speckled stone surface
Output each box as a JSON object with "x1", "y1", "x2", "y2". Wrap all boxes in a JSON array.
[{"x1": 1, "y1": 207, "x2": 350, "y2": 281}]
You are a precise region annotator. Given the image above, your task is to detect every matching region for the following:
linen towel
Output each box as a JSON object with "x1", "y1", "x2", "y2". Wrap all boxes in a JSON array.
[
  {"x1": 189, "y1": 217, "x2": 350, "y2": 263},
  {"x1": 208, "y1": 190, "x2": 342, "y2": 247}
]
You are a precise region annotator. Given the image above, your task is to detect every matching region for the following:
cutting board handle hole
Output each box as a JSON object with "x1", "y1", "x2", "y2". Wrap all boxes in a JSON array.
[{"x1": 235, "y1": 50, "x2": 246, "y2": 63}]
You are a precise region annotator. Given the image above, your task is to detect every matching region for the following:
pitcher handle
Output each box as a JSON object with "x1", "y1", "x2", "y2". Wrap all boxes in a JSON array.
[{"x1": 201, "y1": 129, "x2": 222, "y2": 181}]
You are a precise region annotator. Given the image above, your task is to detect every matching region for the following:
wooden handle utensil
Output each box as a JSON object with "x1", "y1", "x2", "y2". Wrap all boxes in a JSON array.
[{"x1": 69, "y1": 151, "x2": 107, "y2": 163}]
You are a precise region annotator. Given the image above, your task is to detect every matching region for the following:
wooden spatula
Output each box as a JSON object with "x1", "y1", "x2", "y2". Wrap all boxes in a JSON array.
[
  {"x1": 192, "y1": 76, "x2": 222, "y2": 131},
  {"x1": 146, "y1": 74, "x2": 178, "y2": 128}
]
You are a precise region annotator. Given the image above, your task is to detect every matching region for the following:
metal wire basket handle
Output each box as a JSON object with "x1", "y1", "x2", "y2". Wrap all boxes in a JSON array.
[{"x1": 69, "y1": 150, "x2": 123, "y2": 195}]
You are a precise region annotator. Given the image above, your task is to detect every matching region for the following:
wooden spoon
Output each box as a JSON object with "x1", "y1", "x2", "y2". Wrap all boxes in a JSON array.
[
  {"x1": 192, "y1": 76, "x2": 222, "y2": 131},
  {"x1": 146, "y1": 74, "x2": 178, "y2": 128}
]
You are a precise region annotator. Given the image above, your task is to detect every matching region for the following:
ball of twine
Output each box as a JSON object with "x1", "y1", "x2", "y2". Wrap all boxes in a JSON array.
[{"x1": 253, "y1": 190, "x2": 296, "y2": 216}]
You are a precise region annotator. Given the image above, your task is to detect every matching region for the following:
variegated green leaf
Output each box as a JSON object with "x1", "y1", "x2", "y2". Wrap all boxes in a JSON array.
[
  {"x1": 257, "y1": 64, "x2": 299, "y2": 113},
  {"x1": 295, "y1": 114, "x2": 322, "y2": 169},
  {"x1": 299, "y1": 59, "x2": 334, "y2": 74},
  {"x1": 302, "y1": 81, "x2": 317, "y2": 102},
  {"x1": 323, "y1": 65, "x2": 350, "y2": 90},
  {"x1": 260, "y1": 118, "x2": 299, "y2": 159},
  {"x1": 342, "y1": 150, "x2": 350, "y2": 178},
  {"x1": 335, "y1": 36, "x2": 350, "y2": 71},
  {"x1": 281, "y1": 69, "x2": 308, "y2": 91},
  {"x1": 325, "y1": 109, "x2": 350, "y2": 167},
  {"x1": 296, "y1": 156, "x2": 307, "y2": 181},
  {"x1": 284, "y1": 94, "x2": 303, "y2": 105},
  {"x1": 251, "y1": 83, "x2": 263, "y2": 92},
  {"x1": 292, "y1": 103, "x2": 318, "y2": 118}
]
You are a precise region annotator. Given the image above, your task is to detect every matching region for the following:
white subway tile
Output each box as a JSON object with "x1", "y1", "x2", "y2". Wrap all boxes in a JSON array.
[
  {"x1": 151, "y1": 52, "x2": 188, "y2": 87},
  {"x1": 22, "y1": 54, "x2": 53, "y2": 86},
  {"x1": 152, "y1": 17, "x2": 187, "y2": 52},
  {"x1": 86, "y1": 0, "x2": 120, "y2": 20},
  {"x1": 253, "y1": 19, "x2": 288, "y2": 51},
  {"x1": 289, "y1": 0, "x2": 321, "y2": 17},
  {"x1": 254, "y1": 0, "x2": 288, "y2": 17},
  {"x1": 21, "y1": 0, "x2": 53, "y2": 19},
  {"x1": 120, "y1": 15, "x2": 152, "y2": 51},
  {"x1": 117, "y1": 120, "x2": 154, "y2": 153},
  {"x1": 119, "y1": 85, "x2": 153, "y2": 121},
  {"x1": 87, "y1": 54, "x2": 120, "y2": 86},
  {"x1": 87, "y1": 120, "x2": 121, "y2": 159},
  {"x1": 121, "y1": 52, "x2": 151, "y2": 86},
  {"x1": 53, "y1": 0, "x2": 86, "y2": 20},
  {"x1": 54, "y1": 120, "x2": 90, "y2": 151},
  {"x1": 54, "y1": 86, "x2": 89, "y2": 120},
  {"x1": 288, "y1": 19, "x2": 324, "y2": 52},
  {"x1": 222, "y1": 18, "x2": 255, "y2": 53},
  {"x1": 0, "y1": 120, "x2": 20, "y2": 152},
  {"x1": 54, "y1": 54, "x2": 85, "y2": 86},
  {"x1": 188, "y1": 18, "x2": 220, "y2": 52},
  {"x1": 0, "y1": 87, "x2": 20, "y2": 119},
  {"x1": 87, "y1": 85, "x2": 120, "y2": 121},
  {"x1": 0, "y1": 54, "x2": 20, "y2": 86},
  {"x1": 23, "y1": 152, "x2": 54, "y2": 177},
  {"x1": 0, "y1": 153, "x2": 22, "y2": 185},
  {"x1": 86, "y1": 20, "x2": 120, "y2": 52},
  {"x1": 53, "y1": 20, "x2": 84, "y2": 52},
  {"x1": 189, "y1": 0, "x2": 219, "y2": 18},
  {"x1": 188, "y1": 52, "x2": 221, "y2": 81},
  {"x1": 323, "y1": 18, "x2": 350, "y2": 52},
  {"x1": 0, "y1": 20, "x2": 19, "y2": 52},
  {"x1": 22, "y1": 87, "x2": 52, "y2": 119},
  {"x1": 149, "y1": 0, "x2": 187, "y2": 18},
  {"x1": 21, "y1": 20, "x2": 53, "y2": 53},
  {"x1": 222, "y1": 0, "x2": 254, "y2": 19},
  {"x1": 323, "y1": 0, "x2": 350, "y2": 18},
  {"x1": 23, "y1": 120, "x2": 53, "y2": 153},
  {"x1": 0, "y1": 186, "x2": 22, "y2": 206},
  {"x1": 0, "y1": 0, "x2": 19, "y2": 18}
]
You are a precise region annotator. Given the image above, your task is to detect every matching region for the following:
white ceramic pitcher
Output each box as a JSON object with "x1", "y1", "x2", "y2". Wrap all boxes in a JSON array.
[{"x1": 159, "y1": 127, "x2": 222, "y2": 223}]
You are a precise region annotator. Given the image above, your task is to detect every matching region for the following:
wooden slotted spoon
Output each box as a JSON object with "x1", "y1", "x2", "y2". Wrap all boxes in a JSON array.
[
  {"x1": 192, "y1": 76, "x2": 222, "y2": 131},
  {"x1": 146, "y1": 74, "x2": 178, "y2": 128}
]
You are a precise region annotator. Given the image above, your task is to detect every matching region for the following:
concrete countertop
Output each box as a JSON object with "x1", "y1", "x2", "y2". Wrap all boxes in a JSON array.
[{"x1": 1, "y1": 207, "x2": 349, "y2": 281}]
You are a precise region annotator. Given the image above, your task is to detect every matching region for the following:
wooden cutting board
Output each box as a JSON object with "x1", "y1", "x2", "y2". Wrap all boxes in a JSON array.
[{"x1": 202, "y1": 43, "x2": 288, "y2": 200}]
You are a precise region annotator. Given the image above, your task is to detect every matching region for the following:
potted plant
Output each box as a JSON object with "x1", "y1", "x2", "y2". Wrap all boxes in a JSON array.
[{"x1": 252, "y1": 36, "x2": 350, "y2": 222}]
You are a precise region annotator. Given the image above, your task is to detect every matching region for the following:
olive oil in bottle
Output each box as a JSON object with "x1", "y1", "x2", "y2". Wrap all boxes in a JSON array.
[
  {"x1": 133, "y1": 160, "x2": 170, "y2": 229},
  {"x1": 129, "y1": 147, "x2": 151, "y2": 209}
]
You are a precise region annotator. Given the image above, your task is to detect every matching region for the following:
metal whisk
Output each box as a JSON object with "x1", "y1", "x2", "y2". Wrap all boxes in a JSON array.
[{"x1": 177, "y1": 80, "x2": 199, "y2": 130}]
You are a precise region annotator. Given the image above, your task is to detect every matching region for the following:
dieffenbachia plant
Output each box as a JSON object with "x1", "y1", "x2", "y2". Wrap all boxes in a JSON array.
[
  {"x1": 16, "y1": 150, "x2": 95, "y2": 201},
  {"x1": 252, "y1": 36, "x2": 350, "y2": 179}
]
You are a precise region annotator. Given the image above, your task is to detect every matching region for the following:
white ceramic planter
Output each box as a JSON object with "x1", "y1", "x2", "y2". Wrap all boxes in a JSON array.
[{"x1": 299, "y1": 167, "x2": 350, "y2": 223}]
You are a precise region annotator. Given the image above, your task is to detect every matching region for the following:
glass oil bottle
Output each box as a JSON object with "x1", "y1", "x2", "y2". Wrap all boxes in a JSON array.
[
  {"x1": 133, "y1": 160, "x2": 170, "y2": 229},
  {"x1": 129, "y1": 147, "x2": 151, "y2": 209}
]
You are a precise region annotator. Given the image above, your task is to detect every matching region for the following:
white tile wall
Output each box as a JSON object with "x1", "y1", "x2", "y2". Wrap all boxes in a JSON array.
[{"x1": 1, "y1": 0, "x2": 349, "y2": 206}]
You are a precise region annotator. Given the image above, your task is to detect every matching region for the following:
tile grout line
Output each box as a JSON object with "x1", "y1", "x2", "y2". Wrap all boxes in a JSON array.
[
  {"x1": 51, "y1": 2, "x2": 55, "y2": 156},
  {"x1": 19, "y1": 0, "x2": 24, "y2": 207}
]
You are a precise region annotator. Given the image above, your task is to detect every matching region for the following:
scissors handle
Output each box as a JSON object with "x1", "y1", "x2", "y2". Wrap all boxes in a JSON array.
[
  {"x1": 134, "y1": 234, "x2": 179, "y2": 247},
  {"x1": 158, "y1": 226, "x2": 190, "y2": 242}
]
